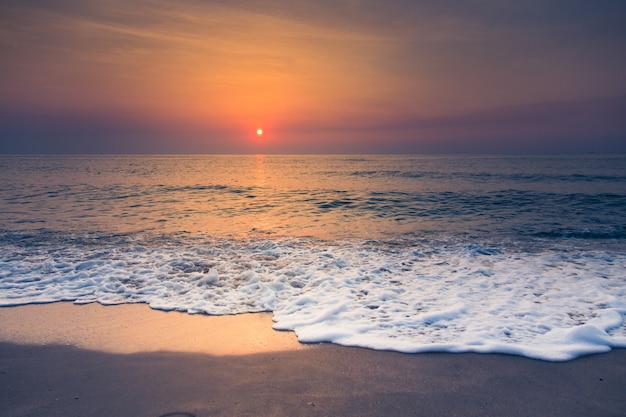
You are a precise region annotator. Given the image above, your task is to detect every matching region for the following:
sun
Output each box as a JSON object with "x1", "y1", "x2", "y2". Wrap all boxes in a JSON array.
[{"x1": 256, "y1": 128, "x2": 263, "y2": 136}]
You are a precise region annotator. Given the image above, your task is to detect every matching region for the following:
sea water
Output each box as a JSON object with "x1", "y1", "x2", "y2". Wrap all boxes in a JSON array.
[{"x1": 1, "y1": 154, "x2": 625, "y2": 360}]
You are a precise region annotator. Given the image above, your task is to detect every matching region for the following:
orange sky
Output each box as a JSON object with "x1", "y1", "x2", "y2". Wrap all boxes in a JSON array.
[{"x1": 1, "y1": 0, "x2": 625, "y2": 153}]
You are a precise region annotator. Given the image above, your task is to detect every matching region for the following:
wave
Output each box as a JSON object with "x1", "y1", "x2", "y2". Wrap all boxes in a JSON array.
[
  {"x1": 1, "y1": 231, "x2": 625, "y2": 361},
  {"x1": 534, "y1": 227, "x2": 626, "y2": 240}
]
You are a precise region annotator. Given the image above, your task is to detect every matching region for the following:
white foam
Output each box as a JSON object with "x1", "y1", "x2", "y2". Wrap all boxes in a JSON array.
[{"x1": 1, "y1": 236, "x2": 625, "y2": 361}]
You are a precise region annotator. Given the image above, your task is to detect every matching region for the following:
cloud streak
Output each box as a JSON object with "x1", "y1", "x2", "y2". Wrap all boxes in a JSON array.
[{"x1": 1, "y1": 0, "x2": 625, "y2": 153}]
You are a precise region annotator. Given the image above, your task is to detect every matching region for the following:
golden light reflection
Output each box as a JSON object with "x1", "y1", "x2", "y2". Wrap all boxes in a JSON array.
[
  {"x1": 254, "y1": 154, "x2": 266, "y2": 187},
  {"x1": 0, "y1": 302, "x2": 306, "y2": 355}
]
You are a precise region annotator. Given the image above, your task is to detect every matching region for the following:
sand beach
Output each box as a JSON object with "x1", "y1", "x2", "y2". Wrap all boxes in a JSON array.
[{"x1": 1, "y1": 302, "x2": 625, "y2": 417}]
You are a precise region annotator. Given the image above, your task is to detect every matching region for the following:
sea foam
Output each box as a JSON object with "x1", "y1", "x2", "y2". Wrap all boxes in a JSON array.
[{"x1": 1, "y1": 234, "x2": 624, "y2": 361}]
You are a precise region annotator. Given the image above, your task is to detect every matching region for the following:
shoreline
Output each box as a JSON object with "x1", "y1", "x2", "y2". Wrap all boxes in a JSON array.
[
  {"x1": 1, "y1": 302, "x2": 625, "y2": 417},
  {"x1": 0, "y1": 302, "x2": 306, "y2": 355}
]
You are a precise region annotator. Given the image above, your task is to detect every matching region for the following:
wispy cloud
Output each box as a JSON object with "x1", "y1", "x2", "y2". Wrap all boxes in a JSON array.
[{"x1": 1, "y1": 0, "x2": 625, "y2": 152}]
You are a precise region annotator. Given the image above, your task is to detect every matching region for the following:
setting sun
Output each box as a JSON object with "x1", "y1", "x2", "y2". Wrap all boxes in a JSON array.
[{"x1": 256, "y1": 128, "x2": 263, "y2": 136}]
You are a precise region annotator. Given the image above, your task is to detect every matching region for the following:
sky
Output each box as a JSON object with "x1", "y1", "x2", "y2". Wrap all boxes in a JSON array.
[{"x1": 0, "y1": 0, "x2": 625, "y2": 154}]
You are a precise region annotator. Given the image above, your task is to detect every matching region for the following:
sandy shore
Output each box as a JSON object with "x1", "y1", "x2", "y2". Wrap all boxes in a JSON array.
[
  {"x1": 1, "y1": 303, "x2": 625, "y2": 417},
  {"x1": 0, "y1": 302, "x2": 306, "y2": 355}
]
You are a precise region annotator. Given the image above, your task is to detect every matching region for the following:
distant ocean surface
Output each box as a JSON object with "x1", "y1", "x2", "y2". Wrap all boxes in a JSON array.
[{"x1": 1, "y1": 154, "x2": 625, "y2": 360}]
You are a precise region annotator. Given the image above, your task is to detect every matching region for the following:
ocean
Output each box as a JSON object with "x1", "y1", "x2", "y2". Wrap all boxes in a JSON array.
[{"x1": 1, "y1": 154, "x2": 625, "y2": 360}]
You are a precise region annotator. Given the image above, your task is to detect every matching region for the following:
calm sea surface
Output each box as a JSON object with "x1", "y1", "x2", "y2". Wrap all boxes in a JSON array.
[{"x1": 1, "y1": 154, "x2": 625, "y2": 360}]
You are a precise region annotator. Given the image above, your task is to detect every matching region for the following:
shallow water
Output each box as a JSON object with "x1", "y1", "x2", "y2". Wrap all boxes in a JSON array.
[{"x1": 1, "y1": 154, "x2": 625, "y2": 360}]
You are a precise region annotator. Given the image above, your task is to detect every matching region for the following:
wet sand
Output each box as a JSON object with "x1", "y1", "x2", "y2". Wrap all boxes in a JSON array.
[
  {"x1": 0, "y1": 302, "x2": 306, "y2": 355},
  {"x1": 1, "y1": 303, "x2": 625, "y2": 417}
]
